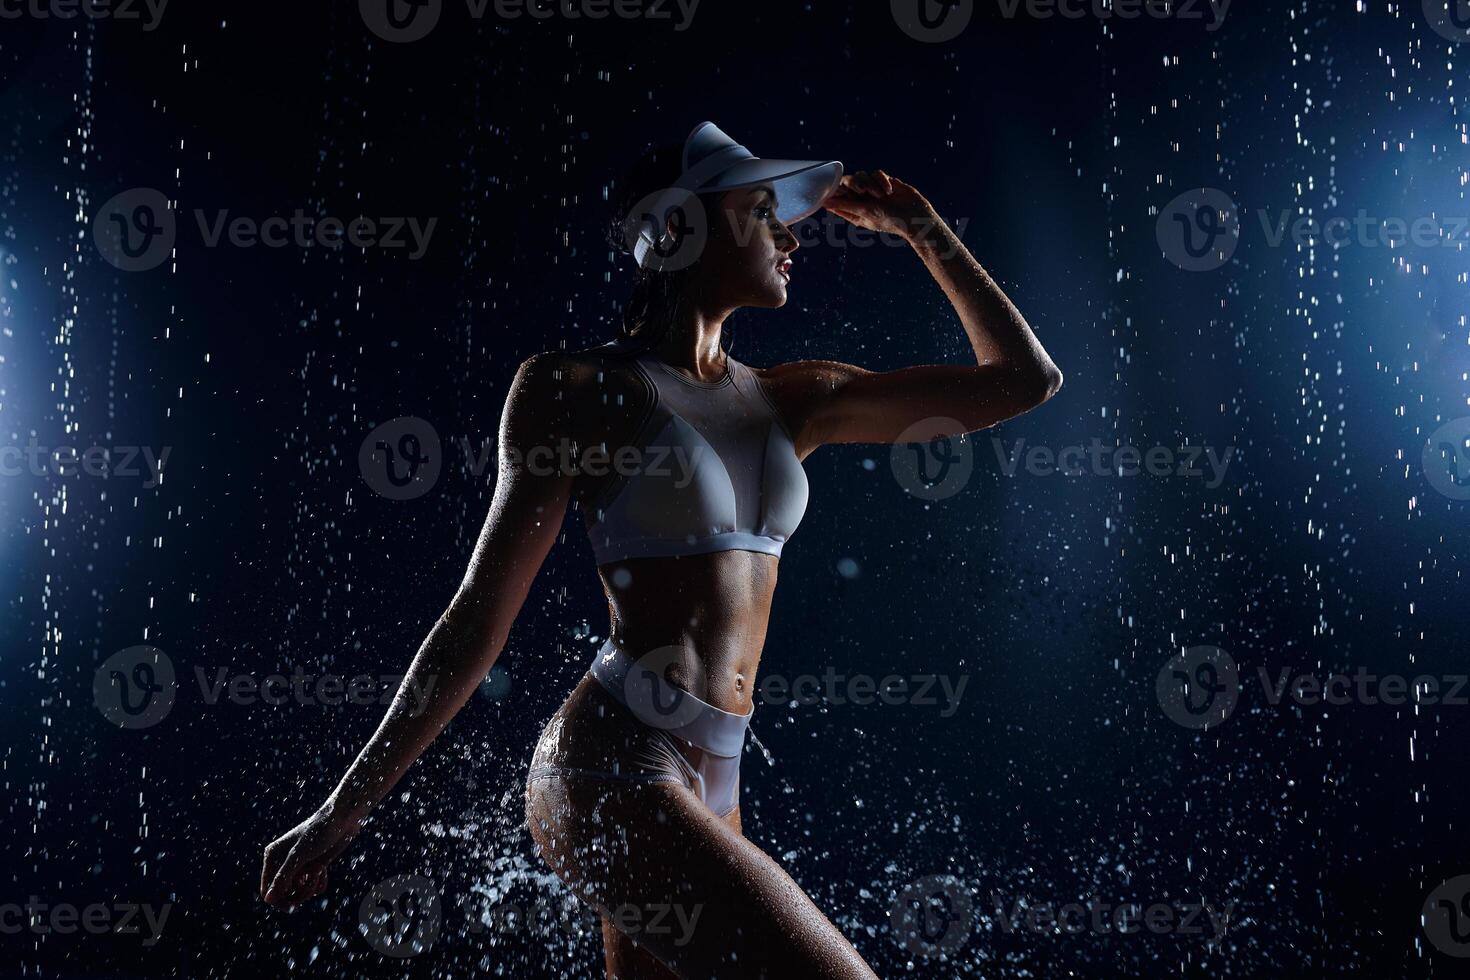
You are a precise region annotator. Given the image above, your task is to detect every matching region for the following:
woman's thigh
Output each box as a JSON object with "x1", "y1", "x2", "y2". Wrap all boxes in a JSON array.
[
  {"x1": 526, "y1": 778, "x2": 877, "y2": 980},
  {"x1": 596, "y1": 803, "x2": 743, "y2": 980}
]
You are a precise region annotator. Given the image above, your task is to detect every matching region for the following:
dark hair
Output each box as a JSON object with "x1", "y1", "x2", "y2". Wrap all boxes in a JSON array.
[{"x1": 605, "y1": 144, "x2": 725, "y2": 354}]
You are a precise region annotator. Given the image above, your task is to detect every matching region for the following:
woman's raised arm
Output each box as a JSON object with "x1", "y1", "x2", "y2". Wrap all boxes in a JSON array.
[{"x1": 765, "y1": 171, "x2": 1063, "y2": 455}]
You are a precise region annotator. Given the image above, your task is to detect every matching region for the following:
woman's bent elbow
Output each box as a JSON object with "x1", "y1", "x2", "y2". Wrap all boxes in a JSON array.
[
  {"x1": 1011, "y1": 364, "x2": 1063, "y2": 407},
  {"x1": 1040, "y1": 365, "x2": 1064, "y2": 401}
]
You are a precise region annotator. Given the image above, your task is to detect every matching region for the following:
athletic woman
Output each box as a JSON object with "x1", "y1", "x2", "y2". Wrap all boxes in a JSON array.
[{"x1": 261, "y1": 121, "x2": 1063, "y2": 978}]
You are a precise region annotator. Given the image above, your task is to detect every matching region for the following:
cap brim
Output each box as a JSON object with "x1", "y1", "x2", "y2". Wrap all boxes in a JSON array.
[{"x1": 699, "y1": 158, "x2": 844, "y2": 224}]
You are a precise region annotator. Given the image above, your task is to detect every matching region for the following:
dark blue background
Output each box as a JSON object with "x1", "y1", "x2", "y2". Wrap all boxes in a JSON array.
[{"x1": 2, "y1": 0, "x2": 1468, "y2": 976}]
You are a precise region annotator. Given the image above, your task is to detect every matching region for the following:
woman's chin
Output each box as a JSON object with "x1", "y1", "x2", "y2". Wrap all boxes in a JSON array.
[{"x1": 734, "y1": 271, "x2": 791, "y2": 308}]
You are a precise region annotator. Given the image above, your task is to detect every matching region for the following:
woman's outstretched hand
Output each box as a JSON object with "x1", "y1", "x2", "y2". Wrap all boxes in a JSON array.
[
  {"x1": 822, "y1": 170, "x2": 939, "y2": 242},
  {"x1": 260, "y1": 804, "x2": 363, "y2": 907}
]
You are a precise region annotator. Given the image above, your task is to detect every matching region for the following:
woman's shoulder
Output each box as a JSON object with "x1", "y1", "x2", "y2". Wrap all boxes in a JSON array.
[
  {"x1": 505, "y1": 346, "x2": 654, "y2": 435},
  {"x1": 511, "y1": 345, "x2": 647, "y2": 394},
  {"x1": 745, "y1": 357, "x2": 868, "y2": 406}
]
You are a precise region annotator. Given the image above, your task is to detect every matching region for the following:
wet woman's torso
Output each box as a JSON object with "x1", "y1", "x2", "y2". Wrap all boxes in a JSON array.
[
  {"x1": 555, "y1": 351, "x2": 793, "y2": 716},
  {"x1": 598, "y1": 550, "x2": 778, "y2": 714}
]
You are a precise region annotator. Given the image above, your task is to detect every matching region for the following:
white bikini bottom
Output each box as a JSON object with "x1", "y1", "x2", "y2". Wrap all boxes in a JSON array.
[{"x1": 526, "y1": 639, "x2": 754, "y2": 818}]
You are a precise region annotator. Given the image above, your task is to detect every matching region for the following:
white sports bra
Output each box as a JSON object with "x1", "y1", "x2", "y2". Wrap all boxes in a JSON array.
[{"x1": 584, "y1": 354, "x2": 809, "y2": 565}]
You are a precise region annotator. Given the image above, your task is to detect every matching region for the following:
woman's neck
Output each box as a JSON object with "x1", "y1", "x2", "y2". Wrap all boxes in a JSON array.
[{"x1": 646, "y1": 301, "x2": 733, "y2": 379}]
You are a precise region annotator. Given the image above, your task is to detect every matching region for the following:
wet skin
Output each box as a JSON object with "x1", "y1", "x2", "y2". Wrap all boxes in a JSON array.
[{"x1": 262, "y1": 171, "x2": 1062, "y2": 980}]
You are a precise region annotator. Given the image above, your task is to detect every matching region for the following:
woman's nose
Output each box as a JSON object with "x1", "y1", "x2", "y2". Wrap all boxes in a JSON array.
[{"x1": 776, "y1": 221, "x2": 799, "y2": 254}]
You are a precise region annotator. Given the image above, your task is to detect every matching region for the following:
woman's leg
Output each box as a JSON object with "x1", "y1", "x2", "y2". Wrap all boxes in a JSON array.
[
  {"x1": 596, "y1": 803, "x2": 744, "y2": 980},
  {"x1": 600, "y1": 914, "x2": 682, "y2": 980},
  {"x1": 526, "y1": 777, "x2": 879, "y2": 980}
]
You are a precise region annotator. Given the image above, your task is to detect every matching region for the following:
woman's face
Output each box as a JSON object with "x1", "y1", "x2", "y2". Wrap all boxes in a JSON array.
[{"x1": 691, "y1": 184, "x2": 800, "y2": 309}]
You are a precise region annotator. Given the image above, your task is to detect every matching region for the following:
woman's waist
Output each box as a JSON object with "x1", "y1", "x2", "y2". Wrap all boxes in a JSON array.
[
  {"x1": 598, "y1": 625, "x2": 764, "y2": 716},
  {"x1": 532, "y1": 668, "x2": 747, "y2": 776}
]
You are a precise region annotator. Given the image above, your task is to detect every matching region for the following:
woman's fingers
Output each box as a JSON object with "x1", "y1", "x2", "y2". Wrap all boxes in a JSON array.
[
  {"x1": 861, "y1": 170, "x2": 893, "y2": 195},
  {"x1": 275, "y1": 864, "x2": 323, "y2": 907},
  {"x1": 262, "y1": 811, "x2": 356, "y2": 907},
  {"x1": 260, "y1": 843, "x2": 279, "y2": 900},
  {"x1": 295, "y1": 863, "x2": 327, "y2": 902},
  {"x1": 261, "y1": 838, "x2": 297, "y2": 903},
  {"x1": 264, "y1": 843, "x2": 303, "y2": 905}
]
